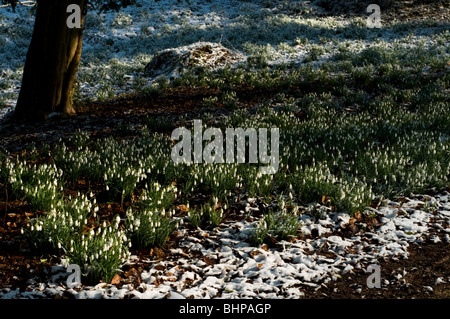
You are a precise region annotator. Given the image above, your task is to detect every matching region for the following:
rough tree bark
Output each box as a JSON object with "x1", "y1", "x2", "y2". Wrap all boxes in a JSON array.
[{"x1": 14, "y1": 0, "x2": 88, "y2": 122}]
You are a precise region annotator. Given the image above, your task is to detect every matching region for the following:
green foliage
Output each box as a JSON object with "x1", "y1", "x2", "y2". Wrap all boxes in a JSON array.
[
  {"x1": 124, "y1": 182, "x2": 178, "y2": 249},
  {"x1": 5, "y1": 160, "x2": 63, "y2": 211},
  {"x1": 188, "y1": 198, "x2": 224, "y2": 229},
  {"x1": 66, "y1": 216, "x2": 130, "y2": 285},
  {"x1": 250, "y1": 209, "x2": 300, "y2": 246},
  {"x1": 126, "y1": 206, "x2": 177, "y2": 250},
  {"x1": 23, "y1": 193, "x2": 98, "y2": 253}
]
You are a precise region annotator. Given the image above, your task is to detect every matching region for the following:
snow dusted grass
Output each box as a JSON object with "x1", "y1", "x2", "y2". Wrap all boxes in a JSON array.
[{"x1": 0, "y1": 0, "x2": 449, "y2": 107}]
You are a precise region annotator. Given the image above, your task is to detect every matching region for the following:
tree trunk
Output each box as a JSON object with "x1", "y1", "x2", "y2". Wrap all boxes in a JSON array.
[{"x1": 14, "y1": 0, "x2": 87, "y2": 122}]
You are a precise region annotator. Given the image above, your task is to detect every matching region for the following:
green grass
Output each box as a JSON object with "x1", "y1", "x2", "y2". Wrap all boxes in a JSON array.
[
  {"x1": 188, "y1": 198, "x2": 224, "y2": 229},
  {"x1": 250, "y1": 209, "x2": 301, "y2": 246}
]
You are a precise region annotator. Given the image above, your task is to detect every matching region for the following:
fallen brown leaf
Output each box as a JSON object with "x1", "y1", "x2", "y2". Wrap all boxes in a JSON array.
[
  {"x1": 154, "y1": 265, "x2": 165, "y2": 271},
  {"x1": 202, "y1": 256, "x2": 217, "y2": 266},
  {"x1": 110, "y1": 274, "x2": 121, "y2": 285},
  {"x1": 178, "y1": 205, "x2": 189, "y2": 213}
]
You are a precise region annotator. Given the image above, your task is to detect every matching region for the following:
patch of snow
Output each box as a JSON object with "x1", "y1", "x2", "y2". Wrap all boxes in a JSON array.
[{"x1": 2, "y1": 192, "x2": 449, "y2": 299}]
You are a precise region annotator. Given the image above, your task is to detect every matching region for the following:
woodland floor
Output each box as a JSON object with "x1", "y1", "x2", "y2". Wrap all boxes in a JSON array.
[
  {"x1": 1, "y1": 86, "x2": 449, "y2": 299},
  {"x1": 0, "y1": 0, "x2": 449, "y2": 299}
]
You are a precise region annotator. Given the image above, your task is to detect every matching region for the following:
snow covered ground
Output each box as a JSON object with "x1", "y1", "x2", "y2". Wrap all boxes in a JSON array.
[
  {"x1": 1, "y1": 192, "x2": 449, "y2": 299},
  {"x1": 0, "y1": 0, "x2": 449, "y2": 115}
]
